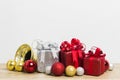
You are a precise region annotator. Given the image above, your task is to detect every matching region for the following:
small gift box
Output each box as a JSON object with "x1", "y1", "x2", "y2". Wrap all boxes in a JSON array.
[
  {"x1": 33, "y1": 40, "x2": 59, "y2": 72},
  {"x1": 83, "y1": 47, "x2": 109, "y2": 76},
  {"x1": 59, "y1": 38, "x2": 85, "y2": 68}
]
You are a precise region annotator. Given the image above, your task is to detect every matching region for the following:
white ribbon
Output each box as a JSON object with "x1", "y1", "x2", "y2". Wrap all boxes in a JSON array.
[
  {"x1": 40, "y1": 50, "x2": 45, "y2": 63},
  {"x1": 32, "y1": 40, "x2": 58, "y2": 63},
  {"x1": 48, "y1": 43, "x2": 58, "y2": 60}
]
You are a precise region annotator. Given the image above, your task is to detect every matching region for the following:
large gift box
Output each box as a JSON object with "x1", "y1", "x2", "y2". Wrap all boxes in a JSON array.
[
  {"x1": 33, "y1": 41, "x2": 59, "y2": 72},
  {"x1": 59, "y1": 38, "x2": 85, "y2": 68},
  {"x1": 83, "y1": 47, "x2": 109, "y2": 76}
]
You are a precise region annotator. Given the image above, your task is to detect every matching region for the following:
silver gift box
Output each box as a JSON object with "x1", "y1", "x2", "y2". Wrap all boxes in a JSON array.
[
  {"x1": 37, "y1": 49, "x2": 59, "y2": 72},
  {"x1": 35, "y1": 41, "x2": 59, "y2": 72}
]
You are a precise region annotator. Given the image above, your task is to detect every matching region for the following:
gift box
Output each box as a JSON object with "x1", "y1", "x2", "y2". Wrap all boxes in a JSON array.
[
  {"x1": 33, "y1": 41, "x2": 59, "y2": 72},
  {"x1": 59, "y1": 38, "x2": 85, "y2": 68},
  {"x1": 83, "y1": 47, "x2": 109, "y2": 76}
]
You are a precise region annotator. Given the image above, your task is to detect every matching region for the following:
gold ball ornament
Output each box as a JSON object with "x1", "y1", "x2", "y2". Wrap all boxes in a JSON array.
[
  {"x1": 6, "y1": 60, "x2": 16, "y2": 71},
  {"x1": 15, "y1": 61, "x2": 24, "y2": 72},
  {"x1": 65, "y1": 65, "x2": 76, "y2": 77}
]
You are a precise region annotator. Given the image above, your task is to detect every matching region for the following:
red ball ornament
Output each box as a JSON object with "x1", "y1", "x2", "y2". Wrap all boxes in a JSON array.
[
  {"x1": 24, "y1": 60, "x2": 37, "y2": 73},
  {"x1": 51, "y1": 62, "x2": 65, "y2": 76}
]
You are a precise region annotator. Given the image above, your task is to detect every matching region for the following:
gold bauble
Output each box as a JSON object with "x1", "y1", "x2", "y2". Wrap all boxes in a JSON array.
[
  {"x1": 65, "y1": 65, "x2": 76, "y2": 77},
  {"x1": 15, "y1": 61, "x2": 24, "y2": 72},
  {"x1": 6, "y1": 60, "x2": 16, "y2": 71}
]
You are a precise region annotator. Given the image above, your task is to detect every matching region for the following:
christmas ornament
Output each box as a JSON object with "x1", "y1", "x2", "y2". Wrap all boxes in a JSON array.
[
  {"x1": 45, "y1": 66, "x2": 52, "y2": 74},
  {"x1": 76, "y1": 67, "x2": 84, "y2": 76},
  {"x1": 6, "y1": 60, "x2": 16, "y2": 71},
  {"x1": 24, "y1": 60, "x2": 37, "y2": 73},
  {"x1": 6, "y1": 44, "x2": 37, "y2": 72},
  {"x1": 109, "y1": 63, "x2": 114, "y2": 71},
  {"x1": 15, "y1": 61, "x2": 24, "y2": 72},
  {"x1": 51, "y1": 62, "x2": 65, "y2": 76},
  {"x1": 65, "y1": 65, "x2": 76, "y2": 77}
]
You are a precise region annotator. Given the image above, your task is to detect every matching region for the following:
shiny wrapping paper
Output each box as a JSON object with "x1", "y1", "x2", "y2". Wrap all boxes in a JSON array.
[
  {"x1": 59, "y1": 38, "x2": 85, "y2": 68},
  {"x1": 83, "y1": 47, "x2": 109, "y2": 76},
  {"x1": 33, "y1": 40, "x2": 59, "y2": 72},
  {"x1": 37, "y1": 49, "x2": 59, "y2": 72}
]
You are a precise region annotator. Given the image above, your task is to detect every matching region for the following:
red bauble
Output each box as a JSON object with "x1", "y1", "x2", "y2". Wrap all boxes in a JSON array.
[
  {"x1": 24, "y1": 60, "x2": 37, "y2": 73},
  {"x1": 51, "y1": 62, "x2": 65, "y2": 76}
]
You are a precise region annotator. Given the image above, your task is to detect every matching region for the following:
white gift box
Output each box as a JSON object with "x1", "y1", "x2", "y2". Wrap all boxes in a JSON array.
[
  {"x1": 37, "y1": 49, "x2": 59, "y2": 72},
  {"x1": 32, "y1": 40, "x2": 59, "y2": 72}
]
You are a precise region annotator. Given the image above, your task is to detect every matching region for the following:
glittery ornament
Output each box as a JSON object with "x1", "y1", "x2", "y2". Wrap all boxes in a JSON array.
[
  {"x1": 109, "y1": 63, "x2": 114, "y2": 71},
  {"x1": 15, "y1": 61, "x2": 24, "y2": 72},
  {"x1": 51, "y1": 62, "x2": 65, "y2": 76},
  {"x1": 6, "y1": 60, "x2": 16, "y2": 71},
  {"x1": 76, "y1": 67, "x2": 84, "y2": 76},
  {"x1": 24, "y1": 60, "x2": 37, "y2": 73},
  {"x1": 65, "y1": 65, "x2": 76, "y2": 77}
]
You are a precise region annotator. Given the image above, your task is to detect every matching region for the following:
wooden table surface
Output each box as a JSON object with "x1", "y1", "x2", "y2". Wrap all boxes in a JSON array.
[{"x1": 0, "y1": 63, "x2": 120, "y2": 80}]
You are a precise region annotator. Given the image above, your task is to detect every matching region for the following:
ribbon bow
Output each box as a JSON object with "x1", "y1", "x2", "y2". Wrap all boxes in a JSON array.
[
  {"x1": 60, "y1": 38, "x2": 85, "y2": 51},
  {"x1": 86, "y1": 46, "x2": 106, "y2": 58},
  {"x1": 32, "y1": 40, "x2": 58, "y2": 63}
]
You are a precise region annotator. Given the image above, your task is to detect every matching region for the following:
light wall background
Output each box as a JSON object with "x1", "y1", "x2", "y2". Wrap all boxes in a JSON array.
[{"x1": 0, "y1": 0, "x2": 120, "y2": 63}]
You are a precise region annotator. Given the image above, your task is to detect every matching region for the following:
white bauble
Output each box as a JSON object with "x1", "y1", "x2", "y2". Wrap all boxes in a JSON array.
[
  {"x1": 76, "y1": 67, "x2": 84, "y2": 76},
  {"x1": 109, "y1": 63, "x2": 114, "y2": 71}
]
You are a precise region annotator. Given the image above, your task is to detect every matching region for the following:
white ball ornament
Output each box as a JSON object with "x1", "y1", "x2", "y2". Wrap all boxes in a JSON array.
[
  {"x1": 109, "y1": 63, "x2": 114, "y2": 71},
  {"x1": 45, "y1": 66, "x2": 52, "y2": 74},
  {"x1": 76, "y1": 67, "x2": 84, "y2": 76}
]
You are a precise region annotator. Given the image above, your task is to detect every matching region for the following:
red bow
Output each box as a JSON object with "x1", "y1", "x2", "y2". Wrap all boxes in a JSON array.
[{"x1": 85, "y1": 47, "x2": 106, "y2": 58}]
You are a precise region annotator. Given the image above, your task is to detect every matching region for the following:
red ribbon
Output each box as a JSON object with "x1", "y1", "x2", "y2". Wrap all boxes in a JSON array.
[
  {"x1": 72, "y1": 50, "x2": 78, "y2": 68},
  {"x1": 60, "y1": 38, "x2": 85, "y2": 68}
]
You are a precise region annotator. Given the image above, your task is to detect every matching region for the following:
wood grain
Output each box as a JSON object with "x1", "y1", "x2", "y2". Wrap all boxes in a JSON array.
[{"x1": 0, "y1": 64, "x2": 120, "y2": 80}]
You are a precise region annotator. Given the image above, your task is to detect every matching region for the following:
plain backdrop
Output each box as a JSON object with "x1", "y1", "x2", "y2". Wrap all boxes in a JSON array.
[{"x1": 0, "y1": 0, "x2": 120, "y2": 63}]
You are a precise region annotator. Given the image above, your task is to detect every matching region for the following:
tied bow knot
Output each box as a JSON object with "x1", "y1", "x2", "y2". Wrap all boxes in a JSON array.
[
  {"x1": 32, "y1": 40, "x2": 58, "y2": 63},
  {"x1": 60, "y1": 38, "x2": 85, "y2": 52},
  {"x1": 86, "y1": 47, "x2": 106, "y2": 57}
]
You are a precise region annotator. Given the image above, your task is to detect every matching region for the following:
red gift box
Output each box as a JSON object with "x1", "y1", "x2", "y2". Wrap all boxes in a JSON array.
[
  {"x1": 83, "y1": 47, "x2": 109, "y2": 76},
  {"x1": 59, "y1": 38, "x2": 85, "y2": 68}
]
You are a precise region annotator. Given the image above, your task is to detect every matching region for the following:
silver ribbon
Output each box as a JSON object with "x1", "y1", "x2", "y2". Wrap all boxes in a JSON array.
[{"x1": 32, "y1": 40, "x2": 58, "y2": 64}]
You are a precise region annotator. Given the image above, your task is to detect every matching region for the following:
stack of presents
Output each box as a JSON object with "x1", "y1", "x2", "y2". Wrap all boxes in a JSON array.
[{"x1": 7, "y1": 38, "x2": 113, "y2": 77}]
